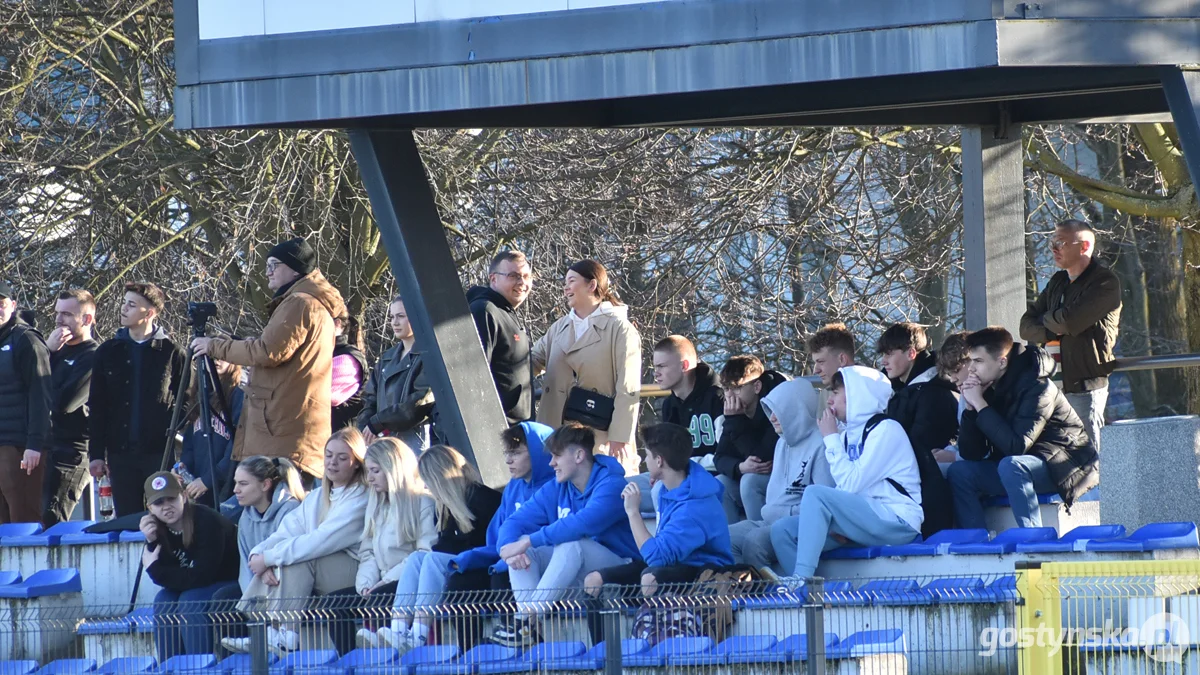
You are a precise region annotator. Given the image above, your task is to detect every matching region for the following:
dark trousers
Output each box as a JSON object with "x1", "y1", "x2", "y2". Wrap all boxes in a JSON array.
[
  {"x1": 154, "y1": 581, "x2": 240, "y2": 660},
  {"x1": 325, "y1": 581, "x2": 399, "y2": 655},
  {"x1": 587, "y1": 563, "x2": 707, "y2": 645},
  {"x1": 444, "y1": 570, "x2": 511, "y2": 651},
  {"x1": 0, "y1": 445, "x2": 46, "y2": 525},
  {"x1": 109, "y1": 453, "x2": 164, "y2": 517},
  {"x1": 210, "y1": 582, "x2": 247, "y2": 650},
  {"x1": 42, "y1": 449, "x2": 91, "y2": 527}
]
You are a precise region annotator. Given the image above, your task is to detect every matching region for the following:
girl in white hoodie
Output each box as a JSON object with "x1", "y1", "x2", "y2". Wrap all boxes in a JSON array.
[
  {"x1": 770, "y1": 366, "x2": 923, "y2": 580},
  {"x1": 221, "y1": 427, "x2": 370, "y2": 655}
]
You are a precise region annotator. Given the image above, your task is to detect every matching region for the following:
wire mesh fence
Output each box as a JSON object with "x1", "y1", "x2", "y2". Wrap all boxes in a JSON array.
[{"x1": 0, "y1": 571, "x2": 1032, "y2": 675}]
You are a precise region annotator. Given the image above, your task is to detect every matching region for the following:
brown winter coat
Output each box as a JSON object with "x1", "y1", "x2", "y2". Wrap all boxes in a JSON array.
[
  {"x1": 532, "y1": 304, "x2": 642, "y2": 474},
  {"x1": 207, "y1": 271, "x2": 346, "y2": 478}
]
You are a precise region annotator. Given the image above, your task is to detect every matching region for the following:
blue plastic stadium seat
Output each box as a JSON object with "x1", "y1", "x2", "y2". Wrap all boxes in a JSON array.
[
  {"x1": 269, "y1": 652, "x2": 338, "y2": 675},
  {"x1": 730, "y1": 633, "x2": 839, "y2": 664},
  {"x1": 521, "y1": 642, "x2": 585, "y2": 669},
  {"x1": 0, "y1": 663, "x2": 40, "y2": 675},
  {"x1": 949, "y1": 527, "x2": 1057, "y2": 555},
  {"x1": 1087, "y1": 522, "x2": 1199, "y2": 552},
  {"x1": 0, "y1": 571, "x2": 21, "y2": 587},
  {"x1": 37, "y1": 660, "x2": 97, "y2": 675},
  {"x1": 821, "y1": 545, "x2": 881, "y2": 559},
  {"x1": 543, "y1": 640, "x2": 648, "y2": 671},
  {"x1": 879, "y1": 529, "x2": 989, "y2": 557},
  {"x1": 733, "y1": 584, "x2": 805, "y2": 610},
  {"x1": 671, "y1": 635, "x2": 777, "y2": 666},
  {"x1": 830, "y1": 629, "x2": 906, "y2": 657},
  {"x1": 118, "y1": 531, "x2": 148, "y2": 544},
  {"x1": 1015, "y1": 524, "x2": 1126, "y2": 553},
  {"x1": 355, "y1": 646, "x2": 459, "y2": 675},
  {"x1": 157, "y1": 656, "x2": 215, "y2": 675},
  {"x1": 60, "y1": 527, "x2": 119, "y2": 546},
  {"x1": 984, "y1": 575, "x2": 1018, "y2": 602},
  {"x1": 857, "y1": 579, "x2": 929, "y2": 606},
  {"x1": 130, "y1": 607, "x2": 155, "y2": 634},
  {"x1": 920, "y1": 577, "x2": 989, "y2": 604},
  {"x1": 78, "y1": 615, "x2": 131, "y2": 636},
  {"x1": 0, "y1": 523, "x2": 43, "y2": 541},
  {"x1": 414, "y1": 646, "x2": 515, "y2": 675},
  {"x1": 0, "y1": 569, "x2": 82, "y2": 598},
  {"x1": 214, "y1": 654, "x2": 278, "y2": 675},
  {"x1": 97, "y1": 658, "x2": 157, "y2": 675},
  {"x1": 2, "y1": 521, "x2": 93, "y2": 547},
  {"x1": 303, "y1": 649, "x2": 396, "y2": 675},
  {"x1": 624, "y1": 636, "x2": 713, "y2": 667}
]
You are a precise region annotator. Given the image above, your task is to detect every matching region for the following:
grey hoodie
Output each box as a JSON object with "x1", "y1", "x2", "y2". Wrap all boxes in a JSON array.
[
  {"x1": 758, "y1": 379, "x2": 835, "y2": 523},
  {"x1": 236, "y1": 484, "x2": 301, "y2": 590}
]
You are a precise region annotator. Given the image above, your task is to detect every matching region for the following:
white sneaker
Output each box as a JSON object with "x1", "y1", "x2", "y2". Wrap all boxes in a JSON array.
[
  {"x1": 377, "y1": 626, "x2": 409, "y2": 651},
  {"x1": 221, "y1": 636, "x2": 251, "y2": 654},
  {"x1": 356, "y1": 628, "x2": 381, "y2": 649},
  {"x1": 269, "y1": 626, "x2": 299, "y2": 655}
]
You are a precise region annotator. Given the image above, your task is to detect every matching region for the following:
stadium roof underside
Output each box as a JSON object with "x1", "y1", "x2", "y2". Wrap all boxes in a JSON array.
[{"x1": 174, "y1": 0, "x2": 1200, "y2": 130}]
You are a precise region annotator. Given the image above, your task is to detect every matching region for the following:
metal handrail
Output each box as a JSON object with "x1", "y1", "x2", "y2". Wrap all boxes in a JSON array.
[{"x1": 636, "y1": 353, "x2": 1200, "y2": 397}]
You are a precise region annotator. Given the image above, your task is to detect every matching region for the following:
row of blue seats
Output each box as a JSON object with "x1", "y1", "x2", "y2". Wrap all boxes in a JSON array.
[
  {"x1": 736, "y1": 575, "x2": 1016, "y2": 609},
  {"x1": 46, "y1": 631, "x2": 906, "y2": 675},
  {"x1": 0, "y1": 569, "x2": 81, "y2": 598},
  {"x1": 0, "y1": 523, "x2": 145, "y2": 547},
  {"x1": 824, "y1": 521, "x2": 1198, "y2": 559}
]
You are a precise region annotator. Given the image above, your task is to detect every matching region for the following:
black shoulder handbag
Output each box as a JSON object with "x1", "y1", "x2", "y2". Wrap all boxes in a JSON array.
[{"x1": 562, "y1": 384, "x2": 615, "y2": 431}]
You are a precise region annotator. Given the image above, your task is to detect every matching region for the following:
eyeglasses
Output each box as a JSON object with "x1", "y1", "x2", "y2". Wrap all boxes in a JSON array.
[
  {"x1": 493, "y1": 271, "x2": 532, "y2": 283},
  {"x1": 1049, "y1": 239, "x2": 1081, "y2": 251},
  {"x1": 266, "y1": 261, "x2": 280, "y2": 273}
]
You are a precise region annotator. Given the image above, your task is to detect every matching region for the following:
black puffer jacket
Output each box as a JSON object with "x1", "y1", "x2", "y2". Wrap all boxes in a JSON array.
[
  {"x1": 0, "y1": 314, "x2": 52, "y2": 451},
  {"x1": 958, "y1": 344, "x2": 1098, "y2": 506},
  {"x1": 467, "y1": 286, "x2": 532, "y2": 425},
  {"x1": 886, "y1": 350, "x2": 960, "y2": 453}
]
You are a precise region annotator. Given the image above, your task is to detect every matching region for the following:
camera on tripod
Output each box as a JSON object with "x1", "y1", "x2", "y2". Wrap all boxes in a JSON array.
[{"x1": 187, "y1": 302, "x2": 218, "y2": 337}]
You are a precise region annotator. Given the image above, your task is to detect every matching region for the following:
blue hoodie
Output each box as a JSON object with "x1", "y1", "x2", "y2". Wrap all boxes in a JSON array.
[
  {"x1": 450, "y1": 422, "x2": 556, "y2": 574},
  {"x1": 496, "y1": 454, "x2": 641, "y2": 563},
  {"x1": 642, "y1": 462, "x2": 734, "y2": 568}
]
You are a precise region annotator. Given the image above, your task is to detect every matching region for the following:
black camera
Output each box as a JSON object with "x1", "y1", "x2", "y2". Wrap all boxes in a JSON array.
[{"x1": 187, "y1": 302, "x2": 218, "y2": 335}]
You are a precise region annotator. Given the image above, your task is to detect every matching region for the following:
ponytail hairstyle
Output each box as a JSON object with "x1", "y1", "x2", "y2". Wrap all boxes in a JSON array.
[
  {"x1": 419, "y1": 445, "x2": 484, "y2": 535},
  {"x1": 322, "y1": 427, "x2": 368, "y2": 516},
  {"x1": 238, "y1": 455, "x2": 308, "y2": 503},
  {"x1": 364, "y1": 438, "x2": 427, "y2": 545},
  {"x1": 568, "y1": 259, "x2": 622, "y2": 306}
]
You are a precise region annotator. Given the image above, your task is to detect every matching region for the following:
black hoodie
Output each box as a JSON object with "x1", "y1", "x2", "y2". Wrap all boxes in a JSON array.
[
  {"x1": 660, "y1": 362, "x2": 725, "y2": 457},
  {"x1": 467, "y1": 286, "x2": 532, "y2": 424},
  {"x1": 886, "y1": 350, "x2": 960, "y2": 454},
  {"x1": 713, "y1": 370, "x2": 788, "y2": 480},
  {"x1": 50, "y1": 339, "x2": 99, "y2": 454},
  {"x1": 145, "y1": 504, "x2": 240, "y2": 592}
]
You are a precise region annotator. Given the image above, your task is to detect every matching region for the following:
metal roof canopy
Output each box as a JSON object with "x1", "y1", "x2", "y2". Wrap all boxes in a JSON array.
[{"x1": 172, "y1": 0, "x2": 1200, "y2": 483}]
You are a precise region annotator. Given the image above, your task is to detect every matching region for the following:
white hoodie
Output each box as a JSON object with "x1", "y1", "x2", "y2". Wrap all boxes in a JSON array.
[
  {"x1": 759, "y1": 379, "x2": 835, "y2": 523},
  {"x1": 826, "y1": 366, "x2": 923, "y2": 533},
  {"x1": 252, "y1": 483, "x2": 370, "y2": 568},
  {"x1": 569, "y1": 301, "x2": 627, "y2": 341}
]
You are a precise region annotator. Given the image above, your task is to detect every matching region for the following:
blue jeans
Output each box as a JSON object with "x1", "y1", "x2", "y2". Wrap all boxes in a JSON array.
[
  {"x1": 393, "y1": 551, "x2": 456, "y2": 617},
  {"x1": 947, "y1": 456, "x2": 1057, "y2": 529},
  {"x1": 1067, "y1": 387, "x2": 1108, "y2": 451},
  {"x1": 154, "y1": 581, "x2": 239, "y2": 660}
]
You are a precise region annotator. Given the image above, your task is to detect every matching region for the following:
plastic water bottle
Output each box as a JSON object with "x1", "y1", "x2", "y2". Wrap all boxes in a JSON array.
[
  {"x1": 173, "y1": 462, "x2": 197, "y2": 484},
  {"x1": 98, "y1": 476, "x2": 114, "y2": 521}
]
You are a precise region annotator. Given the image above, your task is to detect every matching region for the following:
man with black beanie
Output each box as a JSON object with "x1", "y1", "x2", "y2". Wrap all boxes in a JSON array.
[
  {"x1": 193, "y1": 237, "x2": 346, "y2": 484},
  {"x1": 0, "y1": 281, "x2": 52, "y2": 524}
]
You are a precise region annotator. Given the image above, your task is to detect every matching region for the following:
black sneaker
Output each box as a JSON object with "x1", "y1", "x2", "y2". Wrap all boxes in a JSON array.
[{"x1": 491, "y1": 617, "x2": 540, "y2": 649}]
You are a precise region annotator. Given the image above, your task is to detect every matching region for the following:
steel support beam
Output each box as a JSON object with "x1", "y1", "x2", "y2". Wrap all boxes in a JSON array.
[
  {"x1": 348, "y1": 129, "x2": 510, "y2": 486},
  {"x1": 962, "y1": 124, "x2": 1027, "y2": 335},
  {"x1": 1162, "y1": 67, "x2": 1200, "y2": 193}
]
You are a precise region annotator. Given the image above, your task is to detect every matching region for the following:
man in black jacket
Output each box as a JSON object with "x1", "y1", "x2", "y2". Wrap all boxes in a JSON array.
[
  {"x1": 0, "y1": 281, "x2": 53, "y2": 524},
  {"x1": 467, "y1": 250, "x2": 533, "y2": 425},
  {"x1": 947, "y1": 327, "x2": 1098, "y2": 529},
  {"x1": 43, "y1": 289, "x2": 100, "y2": 526},
  {"x1": 878, "y1": 322, "x2": 960, "y2": 456},
  {"x1": 1020, "y1": 219, "x2": 1121, "y2": 449},
  {"x1": 88, "y1": 282, "x2": 187, "y2": 517},
  {"x1": 713, "y1": 355, "x2": 786, "y2": 524}
]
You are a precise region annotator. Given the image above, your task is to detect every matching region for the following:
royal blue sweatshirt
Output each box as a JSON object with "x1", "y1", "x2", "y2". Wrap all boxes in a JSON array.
[
  {"x1": 497, "y1": 454, "x2": 641, "y2": 563},
  {"x1": 642, "y1": 461, "x2": 735, "y2": 568},
  {"x1": 450, "y1": 421, "x2": 556, "y2": 574}
]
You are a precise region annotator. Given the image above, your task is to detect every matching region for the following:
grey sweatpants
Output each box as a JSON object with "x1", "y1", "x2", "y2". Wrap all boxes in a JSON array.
[
  {"x1": 728, "y1": 520, "x2": 776, "y2": 569},
  {"x1": 769, "y1": 485, "x2": 919, "y2": 578},
  {"x1": 508, "y1": 539, "x2": 630, "y2": 615},
  {"x1": 1066, "y1": 387, "x2": 1107, "y2": 451},
  {"x1": 717, "y1": 473, "x2": 770, "y2": 524}
]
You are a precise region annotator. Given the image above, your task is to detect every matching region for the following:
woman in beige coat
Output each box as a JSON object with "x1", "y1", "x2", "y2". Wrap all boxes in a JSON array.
[{"x1": 532, "y1": 260, "x2": 643, "y2": 475}]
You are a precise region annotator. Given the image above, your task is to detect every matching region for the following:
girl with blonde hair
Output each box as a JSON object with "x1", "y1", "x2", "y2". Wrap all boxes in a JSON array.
[
  {"x1": 221, "y1": 427, "x2": 369, "y2": 655},
  {"x1": 327, "y1": 437, "x2": 437, "y2": 655},
  {"x1": 372, "y1": 445, "x2": 502, "y2": 653}
]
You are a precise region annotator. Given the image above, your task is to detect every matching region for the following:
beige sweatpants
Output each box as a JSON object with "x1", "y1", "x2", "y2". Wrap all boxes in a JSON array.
[{"x1": 238, "y1": 551, "x2": 358, "y2": 613}]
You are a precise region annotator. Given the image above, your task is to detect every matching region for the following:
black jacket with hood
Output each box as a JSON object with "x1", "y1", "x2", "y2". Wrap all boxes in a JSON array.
[
  {"x1": 713, "y1": 370, "x2": 788, "y2": 480},
  {"x1": 660, "y1": 362, "x2": 725, "y2": 457},
  {"x1": 958, "y1": 344, "x2": 1099, "y2": 506},
  {"x1": 467, "y1": 286, "x2": 532, "y2": 424},
  {"x1": 0, "y1": 313, "x2": 52, "y2": 452},
  {"x1": 88, "y1": 326, "x2": 186, "y2": 461},
  {"x1": 886, "y1": 350, "x2": 960, "y2": 453}
]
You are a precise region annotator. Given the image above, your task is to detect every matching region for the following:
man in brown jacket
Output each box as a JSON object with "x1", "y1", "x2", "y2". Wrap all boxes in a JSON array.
[
  {"x1": 193, "y1": 238, "x2": 346, "y2": 482},
  {"x1": 1020, "y1": 219, "x2": 1121, "y2": 449}
]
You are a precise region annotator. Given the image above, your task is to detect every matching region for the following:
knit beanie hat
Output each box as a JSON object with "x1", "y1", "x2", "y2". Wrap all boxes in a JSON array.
[{"x1": 267, "y1": 237, "x2": 317, "y2": 275}]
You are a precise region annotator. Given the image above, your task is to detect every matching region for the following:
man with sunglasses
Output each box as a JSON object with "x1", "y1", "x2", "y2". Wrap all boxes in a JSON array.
[
  {"x1": 467, "y1": 250, "x2": 534, "y2": 425},
  {"x1": 1020, "y1": 219, "x2": 1121, "y2": 450}
]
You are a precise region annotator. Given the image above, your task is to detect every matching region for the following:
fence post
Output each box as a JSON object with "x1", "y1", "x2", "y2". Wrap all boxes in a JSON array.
[
  {"x1": 601, "y1": 586, "x2": 623, "y2": 675},
  {"x1": 806, "y1": 577, "x2": 827, "y2": 675},
  {"x1": 249, "y1": 604, "x2": 269, "y2": 675},
  {"x1": 1016, "y1": 561, "x2": 1061, "y2": 675}
]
